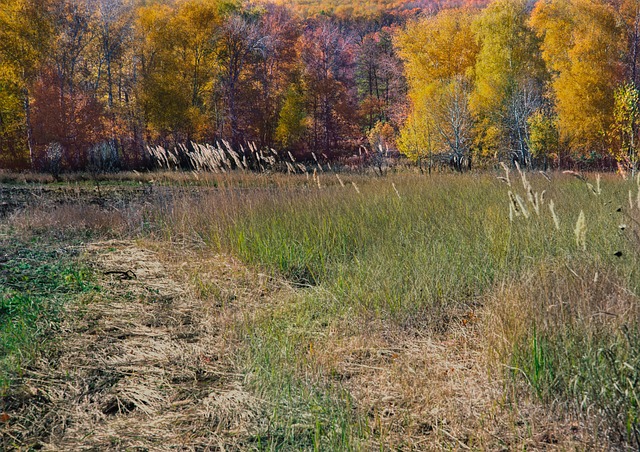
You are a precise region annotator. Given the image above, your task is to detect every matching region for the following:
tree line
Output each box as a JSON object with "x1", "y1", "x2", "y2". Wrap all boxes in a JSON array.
[
  {"x1": 0, "y1": 0, "x2": 408, "y2": 171},
  {"x1": 398, "y1": 0, "x2": 640, "y2": 173},
  {"x1": 1, "y1": 0, "x2": 640, "y2": 173}
]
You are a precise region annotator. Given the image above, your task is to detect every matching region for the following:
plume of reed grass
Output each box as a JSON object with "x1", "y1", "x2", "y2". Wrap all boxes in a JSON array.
[
  {"x1": 574, "y1": 210, "x2": 587, "y2": 251},
  {"x1": 514, "y1": 161, "x2": 527, "y2": 191},
  {"x1": 515, "y1": 193, "x2": 530, "y2": 219},
  {"x1": 532, "y1": 192, "x2": 540, "y2": 216},
  {"x1": 508, "y1": 191, "x2": 521, "y2": 218},
  {"x1": 538, "y1": 170, "x2": 551, "y2": 181},
  {"x1": 549, "y1": 200, "x2": 560, "y2": 231},
  {"x1": 563, "y1": 170, "x2": 585, "y2": 181},
  {"x1": 392, "y1": 183, "x2": 401, "y2": 199}
]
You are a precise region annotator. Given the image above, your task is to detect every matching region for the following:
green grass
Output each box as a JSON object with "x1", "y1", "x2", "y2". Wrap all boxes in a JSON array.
[
  {"x1": 151, "y1": 171, "x2": 640, "y2": 448},
  {"x1": 242, "y1": 299, "x2": 368, "y2": 450},
  {"x1": 160, "y1": 174, "x2": 634, "y2": 317},
  {"x1": 6, "y1": 170, "x2": 637, "y2": 447},
  {"x1": 0, "y1": 237, "x2": 99, "y2": 391}
]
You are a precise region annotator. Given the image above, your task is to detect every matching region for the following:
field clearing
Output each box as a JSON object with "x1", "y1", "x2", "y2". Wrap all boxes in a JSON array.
[{"x1": 1, "y1": 170, "x2": 639, "y2": 450}]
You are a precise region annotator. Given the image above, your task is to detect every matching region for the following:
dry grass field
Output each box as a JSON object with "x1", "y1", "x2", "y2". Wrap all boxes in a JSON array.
[{"x1": 1, "y1": 169, "x2": 639, "y2": 450}]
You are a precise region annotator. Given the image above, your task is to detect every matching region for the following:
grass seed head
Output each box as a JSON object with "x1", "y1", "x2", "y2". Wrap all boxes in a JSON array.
[
  {"x1": 515, "y1": 194, "x2": 530, "y2": 219},
  {"x1": 563, "y1": 170, "x2": 585, "y2": 182},
  {"x1": 508, "y1": 191, "x2": 521, "y2": 217},
  {"x1": 499, "y1": 162, "x2": 510, "y2": 179},
  {"x1": 392, "y1": 183, "x2": 401, "y2": 199},
  {"x1": 549, "y1": 200, "x2": 560, "y2": 231},
  {"x1": 574, "y1": 210, "x2": 587, "y2": 251}
]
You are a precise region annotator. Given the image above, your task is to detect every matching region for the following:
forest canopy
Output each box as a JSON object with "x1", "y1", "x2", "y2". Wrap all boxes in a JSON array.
[{"x1": 0, "y1": 0, "x2": 639, "y2": 172}]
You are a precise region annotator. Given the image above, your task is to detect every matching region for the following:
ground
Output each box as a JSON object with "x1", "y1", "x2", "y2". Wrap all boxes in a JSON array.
[
  {"x1": 1, "y1": 236, "x2": 270, "y2": 450},
  {"x1": 1, "y1": 175, "x2": 635, "y2": 450},
  {"x1": 0, "y1": 238, "x2": 589, "y2": 450}
]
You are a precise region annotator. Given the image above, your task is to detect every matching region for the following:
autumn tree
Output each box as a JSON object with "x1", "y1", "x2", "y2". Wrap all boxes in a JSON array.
[
  {"x1": 0, "y1": 0, "x2": 52, "y2": 168},
  {"x1": 471, "y1": 0, "x2": 547, "y2": 166},
  {"x1": 618, "y1": 0, "x2": 640, "y2": 88},
  {"x1": 396, "y1": 109, "x2": 432, "y2": 167},
  {"x1": 136, "y1": 0, "x2": 226, "y2": 142},
  {"x1": 93, "y1": 0, "x2": 134, "y2": 111},
  {"x1": 216, "y1": 7, "x2": 265, "y2": 145},
  {"x1": 275, "y1": 84, "x2": 307, "y2": 149},
  {"x1": 431, "y1": 76, "x2": 474, "y2": 169},
  {"x1": 396, "y1": 8, "x2": 478, "y2": 166},
  {"x1": 614, "y1": 0, "x2": 640, "y2": 174},
  {"x1": 613, "y1": 81, "x2": 640, "y2": 173},
  {"x1": 31, "y1": 68, "x2": 106, "y2": 171},
  {"x1": 249, "y1": 4, "x2": 301, "y2": 147},
  {"x1": 531, "y1": 0, "x2": 625, "y2": 154},
  {"x1": 355, "y1": 27, "x2": 406, "y2": 133},
  {"x1": 299, "y1": 19, "x2": 358, "y2": 155},
  {"x1": 27, "y1": 0, "x2": 101, "y2": 169},
  {"x1": 527, "y1": 108, "x2": 559, "y2": 169}
]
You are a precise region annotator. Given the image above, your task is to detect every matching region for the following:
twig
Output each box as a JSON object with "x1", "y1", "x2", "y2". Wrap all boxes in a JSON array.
[{"x1": 104, "y1": 270, "x2": 137, "y2": 280}]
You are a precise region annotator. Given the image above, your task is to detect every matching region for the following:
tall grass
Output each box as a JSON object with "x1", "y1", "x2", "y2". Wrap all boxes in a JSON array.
[
  {"x1": 6, "y1": 167, "x2": 639, "y2": 447},
  {"x1": 153, "y1": 173, "x2": 631, "y2": 320},
  {"x1": 146, "y1": 170, "x2": 639, "y2": 447},
  {"x1": 486, "y1": 261, "x2": 640, "y2": 447}
]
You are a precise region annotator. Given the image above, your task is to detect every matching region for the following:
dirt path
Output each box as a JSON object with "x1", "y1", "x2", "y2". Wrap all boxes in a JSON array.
[{"x1": 4, "y1": 240, "x2": 264, "y2": 451}]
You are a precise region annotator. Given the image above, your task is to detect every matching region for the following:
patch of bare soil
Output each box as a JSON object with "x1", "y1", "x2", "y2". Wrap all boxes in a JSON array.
[
  {"x1": 2, "y1": 240, "x2": 265, "y2": 451},
  {"x1": 0, "y1": 185, "x2": 155, "y2": 218}
]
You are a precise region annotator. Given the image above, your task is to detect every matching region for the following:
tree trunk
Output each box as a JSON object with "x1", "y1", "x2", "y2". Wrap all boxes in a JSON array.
[
  {"x1": 22, "y1": 87, "x2": 35, "y2": 169},
  {"x1": 107, "y1": 53, "x2": 113, "y2": 109}
]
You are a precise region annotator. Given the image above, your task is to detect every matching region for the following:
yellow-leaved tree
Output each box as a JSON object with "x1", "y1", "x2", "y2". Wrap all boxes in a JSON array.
[
  {"x1": 396, "y1": 8, "x2": 478, "y2": 170},
  {"x1": 0, "y1": 0, "x2": 51, "y2": 168},
  {"x1": 471, "y1": 0, "x2": 548, "y2": 166},
  {"x1": 530, "y1": 0, "x2": 625, "y2": 155},
  {"x1": 136, "y1": 0, "x2": 227, "y2": 141}
]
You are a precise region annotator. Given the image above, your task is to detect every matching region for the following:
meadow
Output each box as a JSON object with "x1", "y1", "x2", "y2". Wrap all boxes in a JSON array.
[{"x1": 1, "y1": 168, "x2": 639, "y2": 450}]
